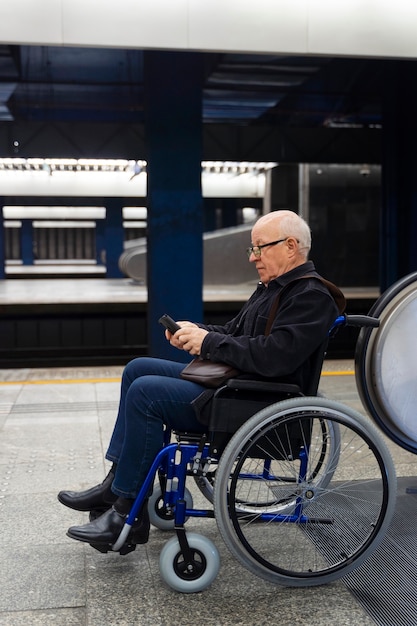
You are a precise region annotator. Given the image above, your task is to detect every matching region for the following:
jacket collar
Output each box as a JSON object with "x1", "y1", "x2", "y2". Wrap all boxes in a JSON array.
[{"x1": 259, "y1": 261, "x2": 316, "y2": 291}]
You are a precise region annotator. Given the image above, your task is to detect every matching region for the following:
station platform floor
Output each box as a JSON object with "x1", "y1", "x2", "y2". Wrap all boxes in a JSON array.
[
  {"x1": 1, "y1": 360, "x2": 416, "y2": 626},
  {"x1": 0, "y1": 275, "x2": 379, "y2": 307}
]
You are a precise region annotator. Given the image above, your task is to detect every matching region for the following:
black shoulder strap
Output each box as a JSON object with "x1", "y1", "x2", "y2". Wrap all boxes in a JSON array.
[
  {"x1": 264, "y1": 274, "x2": 346, "y2": 336},
  {"x1": 312, "y1": 276, "x2": 346, "y2": 315}
]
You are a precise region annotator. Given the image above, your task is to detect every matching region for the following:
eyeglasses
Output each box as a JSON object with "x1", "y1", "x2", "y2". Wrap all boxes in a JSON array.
[{"x1": 246, "y1": 238, "x2": 288, "y2": 259}]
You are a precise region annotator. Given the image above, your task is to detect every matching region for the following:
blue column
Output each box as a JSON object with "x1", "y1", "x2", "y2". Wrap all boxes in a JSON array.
[
  {"x1": 381, "y1": 61, "x2": 417, "y2": 290},
  {"x1": 0, "y1": 199, "x2": 4, "y2": 279},
  {"x1": 104, "y1": 198, "x2": 124, "y2": 278},
  {"x1": 95, "y1": 218, "x2": 106, "y2": 267},
  {"x1": 145, "y1": 51, "x2": 203, "y2": 360},
  {"x1": 21, "y1": 219, "x2": 34, "y2": 265}
]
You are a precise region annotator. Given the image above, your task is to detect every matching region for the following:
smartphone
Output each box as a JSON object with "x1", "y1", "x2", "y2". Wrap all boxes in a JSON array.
[{"x1": 158, "y1": 314, "x2": 181, "y2": 334}]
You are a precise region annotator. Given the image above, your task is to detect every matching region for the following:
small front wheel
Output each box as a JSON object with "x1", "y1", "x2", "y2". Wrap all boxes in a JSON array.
[
  {"x1": 148, "y1": 486, "x2": 194, "y2": 531},
  {"x1": 159, "y1": 532, "x2": 220, "y2": 593}
]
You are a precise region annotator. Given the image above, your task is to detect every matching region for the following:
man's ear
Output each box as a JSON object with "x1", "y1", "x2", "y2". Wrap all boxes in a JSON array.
[{"x1": 286, "y1": 236, "x2": 298, "y2": 254}]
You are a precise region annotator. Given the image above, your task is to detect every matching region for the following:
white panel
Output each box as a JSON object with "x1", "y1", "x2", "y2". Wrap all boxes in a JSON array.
[
  {"x1": 33, "y1": 221, "x2": 97, "y2": 227},
  {"x1": 123, "y1": 207, "x2": 148, "y2": 219},
  {"x1": 62, "y1": 0, "x2": 188, "y2": 49},
  {"x1": 1, "y1": 0, "x2": 417, "y2": 59},
  {"x1": 308, "y1": 0, "x2": 417, "y2": 59},
  {"x1": 188, "y1": 0, "x2": 308, "y2": 53},
  {"x1": 0, "y1": 0, "x2": 63, "y2": 45},
  {"x1": 3, "y1": 206, "x2": 106, "y2": 219},
  {"x1": 0, "y1": 169, "x2": 266, "y2": 199},
  {"x1": 202, "y1": 172, "x2": 266, "y2": 198},
  {"x1": 0, "y1": 170, "x2": 147, "y2": 198}
]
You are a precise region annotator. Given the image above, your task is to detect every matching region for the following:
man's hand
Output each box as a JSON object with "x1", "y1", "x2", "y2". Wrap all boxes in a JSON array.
[{"x1": 165, "y1": 322, "x2": 208, "y2": 356}]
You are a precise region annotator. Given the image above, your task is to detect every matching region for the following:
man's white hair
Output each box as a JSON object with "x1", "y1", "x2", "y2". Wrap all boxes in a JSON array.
[{"x1": 260, "y1": 210, "x2": 311, "y2": 256}]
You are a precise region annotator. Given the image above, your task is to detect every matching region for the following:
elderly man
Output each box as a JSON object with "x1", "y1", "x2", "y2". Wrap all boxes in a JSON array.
[{"x1": 58, "y1": 209, "x2": 343, "y2": 549}]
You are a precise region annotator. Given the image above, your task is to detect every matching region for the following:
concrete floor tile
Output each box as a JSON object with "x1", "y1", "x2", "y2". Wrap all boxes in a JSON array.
[
  {"x1": 0, "y1": 608, "x2": 86, "y2": 626},
  {"x1": 85, "y1": 549, "x2": 162, "y2": 626},
  {"x1": 0, "y1": 492, "x2": 86, "y2": 545},
  {"x1": 0, "y1": 545, "x2": 86, "y2": 612},
  {"x1": 11, "y1": 384, "x2": 97, "y2": 408}
]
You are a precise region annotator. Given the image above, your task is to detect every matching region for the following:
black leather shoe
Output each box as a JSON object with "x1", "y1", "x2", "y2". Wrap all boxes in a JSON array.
[
  {"x1": 58, "y1": 471, "x2": 117, "y2": 512},
  {"x1": 67, "y1": 505, "x2": 150, "y2": 546}
]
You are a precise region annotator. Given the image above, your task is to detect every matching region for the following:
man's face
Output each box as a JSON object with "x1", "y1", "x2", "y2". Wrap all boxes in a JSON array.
[{"x1": 249, "y1": 221, "x2": 289, "y2": 284}]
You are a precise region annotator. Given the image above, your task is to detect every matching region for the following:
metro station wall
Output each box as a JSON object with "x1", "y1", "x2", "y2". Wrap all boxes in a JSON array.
[{"x1": 308, "y1": 166, "x2": 380, "y2": 288}]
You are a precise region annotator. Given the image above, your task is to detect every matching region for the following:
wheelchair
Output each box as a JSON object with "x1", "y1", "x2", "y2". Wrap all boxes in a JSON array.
[{"x1": 101, "y1": 286, "x2": 414, "y2": 593}]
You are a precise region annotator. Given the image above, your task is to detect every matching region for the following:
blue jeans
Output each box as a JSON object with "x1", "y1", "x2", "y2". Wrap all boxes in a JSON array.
[{"x1": 105, "y1": 357, "x2": 206, "y2": 498}]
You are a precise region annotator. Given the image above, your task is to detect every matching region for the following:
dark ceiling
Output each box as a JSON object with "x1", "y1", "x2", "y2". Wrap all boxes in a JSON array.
[
  {"x1": 0, "y1": 44, "x2": 384, "y2": 127},
  {"x1": 0, "y1": 44, "x2": 389, "y2": 165}
]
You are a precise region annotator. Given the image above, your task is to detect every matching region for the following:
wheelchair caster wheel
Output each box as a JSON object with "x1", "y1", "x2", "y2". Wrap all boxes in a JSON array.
[
  {"x1": 148, "y1": 486, "x2": 194, "y2": 531},
  {"x1": 159, "y1": 532, "x2": 220, "y2": 593}
]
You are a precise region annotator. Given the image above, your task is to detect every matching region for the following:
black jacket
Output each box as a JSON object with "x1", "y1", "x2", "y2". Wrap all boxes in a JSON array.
[{"x1": 198, "y1": 261, "x2": 341, "y2": 393}]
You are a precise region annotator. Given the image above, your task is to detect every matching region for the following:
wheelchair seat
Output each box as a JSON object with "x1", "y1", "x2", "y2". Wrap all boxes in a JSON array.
[{"x1": 207, "y1": 337, "x2": 329, "y2": 454}]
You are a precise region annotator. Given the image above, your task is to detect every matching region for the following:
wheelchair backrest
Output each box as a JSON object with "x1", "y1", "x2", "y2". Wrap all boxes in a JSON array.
[{"x1": 301, "y1": 337, "x2": 329, "y2": 396}]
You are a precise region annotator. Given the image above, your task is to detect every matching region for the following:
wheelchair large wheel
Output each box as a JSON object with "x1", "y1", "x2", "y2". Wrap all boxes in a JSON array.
[
  {"x1": 355, "y1": 271, "x2": 417, "y2": 453},
  {"x1": 214, "y1": 397, "x2": 396, "y2": 587},
  {"x1": 195, "y1": 419, "x2": 340, "y2": 515}
]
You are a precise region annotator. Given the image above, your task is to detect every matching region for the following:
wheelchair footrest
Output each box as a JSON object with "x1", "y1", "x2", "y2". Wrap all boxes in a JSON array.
[{"x1": 90, "y1": 542, "x2": 138, "y2": 555}]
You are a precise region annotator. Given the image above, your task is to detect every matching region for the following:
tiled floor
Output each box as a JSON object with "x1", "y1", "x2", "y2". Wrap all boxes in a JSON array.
[{"x1": 0, "y1": 361, "x2": 415, "y2": 625}]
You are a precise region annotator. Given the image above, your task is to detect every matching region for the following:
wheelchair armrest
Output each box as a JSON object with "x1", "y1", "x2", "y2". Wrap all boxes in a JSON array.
[
  {"x1": 345, "y1": 314, "x2": 380, "y2": 328},
  {"x1": 223, "y1": 378, "x2": 303, "y2": 395}
]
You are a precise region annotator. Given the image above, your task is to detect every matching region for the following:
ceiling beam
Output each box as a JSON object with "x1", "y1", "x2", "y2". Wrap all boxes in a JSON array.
[{"x1": 0, "y1": 121, "x2": 381, "y2": 164}]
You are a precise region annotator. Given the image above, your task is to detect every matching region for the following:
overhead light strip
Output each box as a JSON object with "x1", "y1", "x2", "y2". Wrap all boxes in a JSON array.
[{"x1": 0, "y1": 158, "x2": 277, "y2": 175}]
